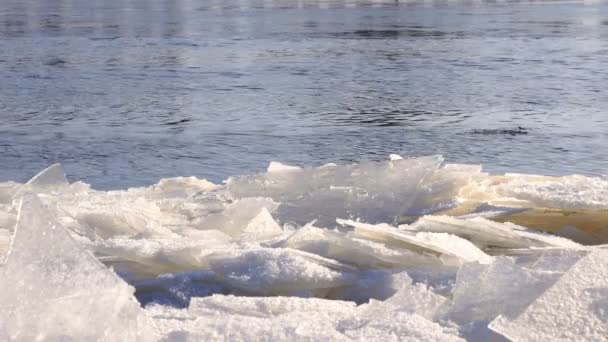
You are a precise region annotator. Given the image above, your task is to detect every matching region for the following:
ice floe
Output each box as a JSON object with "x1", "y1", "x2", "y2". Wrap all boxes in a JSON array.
[{"x1": 1, "y1": 155, "x2": 607, "y2": 341}]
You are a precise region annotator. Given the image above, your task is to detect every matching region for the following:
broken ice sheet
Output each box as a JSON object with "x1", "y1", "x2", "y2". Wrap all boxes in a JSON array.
[
  {"x1": 192, "y1": 197, "x2": 279, "y2": 237},
  {"x1": 340, "y1": 219, "x2": 492, "y2": 267},
  {"x1": 239, "y1": 207, "x2": 285, "y2": 242},
  {"x1": 443, "y1": 249, "x2": 586, "y2": 340},
  {"x1": 405, "y1": 215, "x2": 581, "y2": 252},
  {"x1": 406, "y1": 163, "x2": 486, "y2": 218},
  {"x1": 227, "y1": 155, "x2": 444, "y2": 227},
  {"x1": 95, "y1": 231, "x2": 233, "y2": 279},
  {"x1": 0, "y1": 195, "x2": 155, "y2": 341},
  {"x1": 490, "y1": 248, "x2": 608, "y2": 342},
  {"x1": 279, "y1": 223, "x2": 432, "y2": 270},
  {"x1": 358, "y1": 271, "x2": 448, "y2": 320}
]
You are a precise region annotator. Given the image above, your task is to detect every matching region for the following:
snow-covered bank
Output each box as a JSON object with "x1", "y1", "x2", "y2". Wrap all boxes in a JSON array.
[{"x1": 1, "y1": 156, "x2": 607, "y2": 341}]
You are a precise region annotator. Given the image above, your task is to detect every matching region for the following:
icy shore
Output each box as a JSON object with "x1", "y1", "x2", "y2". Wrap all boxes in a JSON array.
[{"x1": 1, "y1": 156, "x2": 607, "y2": 341}]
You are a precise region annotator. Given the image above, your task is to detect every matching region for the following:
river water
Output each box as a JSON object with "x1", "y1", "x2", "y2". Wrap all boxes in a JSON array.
[{"x1": 1, "y1": 0, "x2": 607, "y2": 188}]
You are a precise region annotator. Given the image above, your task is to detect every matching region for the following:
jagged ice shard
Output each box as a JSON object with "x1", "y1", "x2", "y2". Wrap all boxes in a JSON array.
[
  {"x1": 0, "y1": 196, "x2": 155, "y2": 341},
  {"x1": 1, "y1": 155, "x2": 607, "y2": 341}
]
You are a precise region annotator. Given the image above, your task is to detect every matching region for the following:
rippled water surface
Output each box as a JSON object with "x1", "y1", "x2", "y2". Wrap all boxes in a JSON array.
[{"x1": 1, "y1": 0, "x2": 607, "y2": 188}]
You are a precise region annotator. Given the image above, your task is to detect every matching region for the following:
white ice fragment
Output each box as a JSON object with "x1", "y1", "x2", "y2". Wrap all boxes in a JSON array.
[
  {"x1": 405, "y1": 215, "x2": 581, "y2": 252},
  {"x1": 408, "y1": 163, "x2": 485, "y2": 217},
  {"x1": 240, "y1": 207, "x2": 284, "y2": 241},
  {"x1": 193, "y1": 197, "x2": 279, "y2": 237},
  {"x1": 97, "y1": 231, "x2": 233, "y2": 278},
  {"x1": 359, "y1": 271, "x2": 448, "y2": 320},
  {"x1": 414, "y1": 232, "x2": 493, "y2": 264},
  {"x1": 490, "y1": 249, "x2": 608, "y2": 341},
  {"x1": 0, "y1": 196, "x2": 155, "y2": 341},
  {"x1": 189, "y1": 294, "x2": 357, "y2": 317},
  {"x1": 267, "y1": 161, "x2": 302, "y2": 173},
  {"x1": 340, "y1": 219, "x2": 490, "y2": 266},
  {"x1": 389, "y1": 154, "x2": 404, "y2": 160},
  {"x1": 281, "y1": 224, "x2": 418, "y2": 269},
  {"x1": 74, "y1": 198, "x2": 169, "y2": 238},
  {"x1": 496, "y1": 174, "x2": 608, "y2": 210},
  {"x1": 444, "y1": 256, "x2": 569, "y2": 325},
  {"x1": 207, "y1": 247, "x2": 356, "y2": 296},
  {"x1": 25, "y1": 163, "x2": 68, "y2": 188},
  {"x1": 228, "y1": 155, "x2": 444, "y2": 227},
  {"x1": 154, "y1": 176, "x2": 221, "y2": 193}
]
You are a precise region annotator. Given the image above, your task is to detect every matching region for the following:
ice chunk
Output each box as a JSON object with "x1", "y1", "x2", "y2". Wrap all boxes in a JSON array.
[
  {"x1": 267, "y1": 161, "x2": 302, "y2": 173},
  {"x1": 97, "y1": 231, "x2": 232, "y2": 279},
  {"x1": 280, "y1": 224, "x2": 426, "y2": 269},
  {"x1": 340, "y1": 219, "x2": 491, "y2": 266},
  {"x1": 153, "y1": 176, "x2": 221, "y2": 194},
  {"x1": 207, "y1": 247, "x2": 356, "y2": 296},
  {"x1": 335, "y1": 280, "x2": 458, "y2": 341},
  {"x1": 406, "y1": 163, "x2": 485, "y2": 219},
  {"x1": 189, "y1": 294, "x2": 356, "y2": 317},
  {"x1": 444, "y1": 257, "x2": 566, "y2": 325},
  {"x1": 0, "y1": 196, "x2": 155, "y2": 341},
  {"x1": 193, "y1": 197, "x2": 279, "y2": 237},
  {"x1": 228, "y1": 155, "x2": 444, "y2": 227},
  {"x1": 490, "y1": 249, "x2": 608, "y2": 341},
  {"x1": 25, "y1": 163, "x2": 68, "y2": 188},
  {"x1": 360, "y1": 271, "x2": 448, "y2": 320},
  {"x1": 496, "y1": 174, "x2": 608, "y2": 210},
  {"x1": 413, "y1": 232, "x2": 493, "y2": 264},
  {"x1": 240, "y1": 207, "x2": 284, "y2": 242},
  {"x1": 75, "y1": 198, "x2": 169, "y2": 238},
  {"x1": 459, "y1": 173, "x2": 608, "y2": 210},
  {"x1": 405, "y1": 215, "x2": 581, "y2": 252}
]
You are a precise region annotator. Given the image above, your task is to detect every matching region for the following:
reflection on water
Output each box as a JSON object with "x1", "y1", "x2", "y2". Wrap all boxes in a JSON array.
[{"x1": 0, "y1": 0, "x2": 607, "y2": 188}]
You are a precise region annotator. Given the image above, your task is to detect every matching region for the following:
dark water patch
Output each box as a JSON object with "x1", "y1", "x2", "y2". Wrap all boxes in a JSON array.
[
  {"x1": 328, "y1": 28, "x2": 449, "y2": 39},
  {"x1": 90, "y1": 36, "x2": 120, "y2": 41},
  {"x1": 470, "y1": 127, "x2": 529, "y2": 136},
  {"x1": 328, "y1": 109, "x2": 441, "y2": 127},
  {"x1": 43, "y1": 57, "x2": 67, "y2": 66},
  {"x1": 164, "y1": 118, "x2": 192, "y2": 126}
]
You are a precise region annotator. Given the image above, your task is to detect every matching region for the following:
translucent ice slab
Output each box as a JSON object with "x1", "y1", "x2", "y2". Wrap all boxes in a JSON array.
[
  {"x1": 490, "y1": 249, "x2": 608, "y2": 341},
  {"x1": 0, "y1": 196, "x2": 155, "y2": 341},
  {"x1": 405, "y1": 215, "x2": 581, "y2": 252},
  {"x1": 227, "y1": 155, "x2": 444, "y2": 227}
]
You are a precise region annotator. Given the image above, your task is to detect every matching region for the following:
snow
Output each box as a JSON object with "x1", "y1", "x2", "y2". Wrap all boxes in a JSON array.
[{"x1": 1, "y1": 156, "x2": 607, "y2": 341}]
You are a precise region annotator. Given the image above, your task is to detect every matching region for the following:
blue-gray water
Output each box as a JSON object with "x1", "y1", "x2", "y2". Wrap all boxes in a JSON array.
[{"x1": 1, "y1": 0, "x2": 607, "y2": 189}]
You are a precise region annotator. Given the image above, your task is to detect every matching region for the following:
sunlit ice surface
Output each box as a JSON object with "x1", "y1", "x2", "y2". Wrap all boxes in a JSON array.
[{"x1": 1, "y1": 155, "x2": 608, "y2": 341}]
